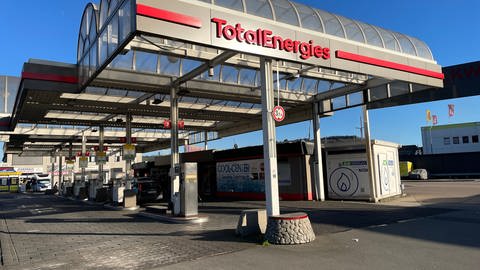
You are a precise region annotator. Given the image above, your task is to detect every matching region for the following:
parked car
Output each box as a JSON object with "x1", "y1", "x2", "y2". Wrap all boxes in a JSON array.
[
  {"x1": 32, "y1": 173, "x2": 52, "y2": 192},
  {"x1": 132, "y1": 177, "x2": 163, "y2": 203},
  {"x1": 409, "y1": 169, "x2": 428, "y2": 180}
]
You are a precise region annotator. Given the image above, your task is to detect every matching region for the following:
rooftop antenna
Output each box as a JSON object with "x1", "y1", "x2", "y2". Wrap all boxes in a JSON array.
[{"x1": 355, "y1": 116, "x2": 364, "y2": 139}]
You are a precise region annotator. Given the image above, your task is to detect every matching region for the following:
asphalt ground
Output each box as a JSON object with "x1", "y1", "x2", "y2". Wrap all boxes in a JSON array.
[{"x1": 1, "y1": 180, "x2": 479, "y2": 269}]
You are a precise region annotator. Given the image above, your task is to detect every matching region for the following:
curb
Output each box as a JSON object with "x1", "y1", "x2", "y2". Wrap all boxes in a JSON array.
[
  {"x1": 138, "y1": 211, "x2": 209, "y2": 224},
  {"x1": 104, "y1": 204, "x2": 140, "y2": 211}
]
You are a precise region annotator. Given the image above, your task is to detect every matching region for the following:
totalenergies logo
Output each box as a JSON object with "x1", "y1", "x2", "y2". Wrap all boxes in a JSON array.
[{"x1": 212, "y1": 18, "x2": 330, "y2": 60}]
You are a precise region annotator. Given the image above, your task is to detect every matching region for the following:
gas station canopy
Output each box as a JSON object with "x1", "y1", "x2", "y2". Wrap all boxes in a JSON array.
[{"x1": 5, "y1": 0, "x2": 444, "y2": 156}]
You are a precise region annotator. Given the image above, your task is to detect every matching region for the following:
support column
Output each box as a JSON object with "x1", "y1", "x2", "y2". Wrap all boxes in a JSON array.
[
  {"x1": 81, "y1": 132, "x2": 86, "y2": 183},
  {"x1": 99, "y1": 126, "x2": 104, "y2": 184},
  {"x1": 58, "y1": 154, "x2": 63, "y2": 188},
  {"x1": 184, "y1": 138, "x2": 189, "y2": 153},
  {"x1": 170, "y1": 87, "x2": 180, "y2": 211},
  {"x1": 363, "y1": 105, "x2": 378, "y2": 202},
  {"x1": 51, "y1": 154, "x2": 55, "y2": 187},
  {"x1": 260, "y1": 57, "x2": 280, "y2": 217},
  {"x1": 204, "y1": 131, "x2": 208, "y2": 150},
  {"x1": 312, "y1": 103, "x2": 325, "y2": 201},
  {"x1": 125, "y1": 113, "x2": 132, "y2": 189}
]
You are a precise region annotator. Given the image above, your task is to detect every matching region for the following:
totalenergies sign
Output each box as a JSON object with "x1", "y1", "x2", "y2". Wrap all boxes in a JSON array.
[
  {"x1": 135, "y1": 1, "x2": 444, "y2": 87},
  {"x1": 211, "y1": 18, "x2": 330, "y2": 61}
]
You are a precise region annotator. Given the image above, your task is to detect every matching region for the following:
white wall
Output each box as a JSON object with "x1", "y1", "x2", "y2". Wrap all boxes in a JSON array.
[{"x1": 422, "y1": 123, "x2": 480, "y2": 154}]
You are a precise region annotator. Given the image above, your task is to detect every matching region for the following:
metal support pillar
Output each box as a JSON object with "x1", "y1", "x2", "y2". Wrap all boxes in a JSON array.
[
  {"x1": 184, "y1": 138, "x2": 189, "y2": 153},
  {"x1": 69, "y1": 142, "x2": 73, "y2": 162},
  {"x1": 69, "y1": 142, "x2": 73, "y2": 187},
  {"x1": 204, "y1": 131, "x2": 208, "y2": 150},
  {"x1": 170, "y1": 87, "x2": 180, "y2": 212},
  {"x1": 99, "y1": 126, "x2": 104, "y2": 184},
  {"x1": 81, "y1": 132, "x2": 86, "y2": 182},
  {"x1": 312, "y1": 103, "x2": 325, "y2": 201},
  {"x1": 51, "y1": 154, "x2": 55, "y2": 187},
  {"x1": 58, "y1": 154, "x2": 63, "y2": 188},
  {"x1": 260, "y1": 57, "x2": 280, "y2": 217},
  {"x1": 125, "y1": 113, "x2": 132, "y2": 189},
  {"x1": 363, "y1": 105, "x2": 378, "y2": 202}
]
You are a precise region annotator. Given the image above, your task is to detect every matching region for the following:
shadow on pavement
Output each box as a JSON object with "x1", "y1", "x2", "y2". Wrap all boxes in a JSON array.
[{"x1": 2, "y1": 192, "x2": 480, "y2": 250}]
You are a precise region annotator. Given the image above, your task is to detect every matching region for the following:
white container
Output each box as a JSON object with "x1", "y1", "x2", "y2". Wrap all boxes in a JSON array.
[{"x1": 325, "y1": 140, "x2": 402, "y2": 201}]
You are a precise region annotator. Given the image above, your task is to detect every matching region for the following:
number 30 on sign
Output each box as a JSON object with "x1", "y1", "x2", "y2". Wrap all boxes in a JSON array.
[{"x1": 272, "y1": 106, "x2": 285, "y2": 122}]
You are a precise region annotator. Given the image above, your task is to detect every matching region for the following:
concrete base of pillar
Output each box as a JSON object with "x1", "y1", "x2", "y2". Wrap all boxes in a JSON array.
[
  {"x1": 138, "y1": 211, "x2": 209, "y2": 224},
  {"x1": 265, "y1": 212, "x2": 316, "y2": 245}
]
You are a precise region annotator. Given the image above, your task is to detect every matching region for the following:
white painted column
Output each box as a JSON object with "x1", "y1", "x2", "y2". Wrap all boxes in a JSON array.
[
  {"x1": 99, "y1": 126, "x2": 104, "y2": 184},
  {"x1": 260, "y1": 57, "x2": 280, "y2": 217},
  {"x1": 363, "y1": 105, "x2": 378, "y2": 202},
  {"x1": 125, "y1": 113, "x2": 132, "y2": 189},
  {"x1": 170, "y1": 87, "x2": 180, "y2": 210},
  {"x1": 81, "y1": 132, "x2": 86, "y2": 182},
  {"x1": 312, "y1": 103, "x2": 325, "y2": 201},
  {"x1": 58, "y1": 154, "x2": 63, "y2": 188},
  {"x1": 204, "y1": 131, "x2": 208, "y2": 151},
  {"x1": 51, "y1": 154, "x2": 55, "y2": 187}
]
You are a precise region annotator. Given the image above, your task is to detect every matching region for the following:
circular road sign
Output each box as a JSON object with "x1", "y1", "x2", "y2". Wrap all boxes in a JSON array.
[{"x1": 272, "y1": 105, "x2": 285, "y2": 122}]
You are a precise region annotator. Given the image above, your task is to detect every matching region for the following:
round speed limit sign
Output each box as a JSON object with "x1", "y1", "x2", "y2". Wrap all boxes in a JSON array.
[{"x1": 272, "y1": 105, "x2": 285, "y2": 122}]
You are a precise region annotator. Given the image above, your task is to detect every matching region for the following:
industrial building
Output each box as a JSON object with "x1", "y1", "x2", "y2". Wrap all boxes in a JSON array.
[{"x1": 421, "y1": 122, "x2": 480, "y2": 154}]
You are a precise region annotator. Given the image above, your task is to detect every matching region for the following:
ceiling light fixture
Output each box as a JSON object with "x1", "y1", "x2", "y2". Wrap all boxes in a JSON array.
[{"x1": 152, "y1": 98, "x2": 163, "y2": 105}]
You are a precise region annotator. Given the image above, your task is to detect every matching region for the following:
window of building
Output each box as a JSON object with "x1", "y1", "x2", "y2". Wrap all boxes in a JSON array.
[
  {"x1": 443, "y1": 137, "x2": 450, "y2": 145},
  {"x1": 453, "y1": 136, "x2": 460, "y2": 144},
  {"x1": 473, "y1": 135, "x2": 479, "y2": 143},
  {"x1": 462, "y1": 136, "x2": 469, "y2": 144}
]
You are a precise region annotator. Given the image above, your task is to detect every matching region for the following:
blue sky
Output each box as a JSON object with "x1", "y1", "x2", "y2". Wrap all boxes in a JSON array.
[{"x1": 1, "y1": 0, "x2": 479, "y2": 154}]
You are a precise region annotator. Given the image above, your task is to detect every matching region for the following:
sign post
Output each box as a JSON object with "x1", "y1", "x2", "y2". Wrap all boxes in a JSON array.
[{"x1": 260, "y1": 57, "x2": 280, "y2": 217}]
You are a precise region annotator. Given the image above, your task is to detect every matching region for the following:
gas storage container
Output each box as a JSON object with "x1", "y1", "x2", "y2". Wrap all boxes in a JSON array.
[{"x1": 324, "y1": 139, "x2": 402, "y2": 201}]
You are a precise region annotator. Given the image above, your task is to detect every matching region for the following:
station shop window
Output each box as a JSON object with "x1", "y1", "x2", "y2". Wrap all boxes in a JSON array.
[
  {"x1": 462, "y1": 136, "x2": 469, "y2": 144},
  {"x1": 443, "y1": 137, "x2": 450, "y2": 145},
  {"x1": 452, "y1": 137, "x2": 459, "y2": 144},
  {"x1": 473, "y1": 135, "x2": 479, "y2": 143}
]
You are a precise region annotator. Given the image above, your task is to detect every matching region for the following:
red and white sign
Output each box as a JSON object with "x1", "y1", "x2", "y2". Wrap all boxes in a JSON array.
[
  {"x1": 76, "y1": 151, "x2": 90, "y2": 157},
  {"x1": 163, "y1": 120, "x2": 185, "y2": 129},
  {"x1": 448, "y1": 104, "x2": 455, "y2": 117},
  {"x1": 93, "y1": 146, "x2": 109, "y2": 151},
  {"x1": 119, "y1": 137, "x2": 137, "y2": 143},
  {"x1": 164, "y1": 119, "x2": 171, "y2": 129},
  {"x1": 432, "y1": 115, "x2": 438, "y2": 125},
  {"x1": 212, "y1": 18, "x2": 330, "y2": 61},
  {"x1": 272, "y1": 106, "x2": 285, "y2": 122}
]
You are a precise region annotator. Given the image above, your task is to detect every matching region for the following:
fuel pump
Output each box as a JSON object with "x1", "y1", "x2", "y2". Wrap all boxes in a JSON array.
[{"x1": 180, "y1": 162, "x2": 198, "y2": 217}]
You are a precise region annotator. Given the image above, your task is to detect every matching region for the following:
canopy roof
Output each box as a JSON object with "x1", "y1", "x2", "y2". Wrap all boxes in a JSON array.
[
  {"x1": 3, "y1": 0, "x2": 446, "y2": 157},
  {"x1": 198, "y1": 0, "x2": 433, "y2": 60}
]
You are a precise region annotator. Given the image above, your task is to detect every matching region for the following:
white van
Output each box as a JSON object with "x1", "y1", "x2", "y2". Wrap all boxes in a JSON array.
[{"x1": 32, "y1": 173, "x2": 52, "y2": 192}]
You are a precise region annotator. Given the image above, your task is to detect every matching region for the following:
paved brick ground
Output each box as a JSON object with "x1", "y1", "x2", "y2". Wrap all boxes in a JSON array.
[
  {"x1": 0, "y1": 193, "x2": 253, "y2": 270},
  {"x1": 0, "y1": 185, "x2": 460, "y2": 270}
]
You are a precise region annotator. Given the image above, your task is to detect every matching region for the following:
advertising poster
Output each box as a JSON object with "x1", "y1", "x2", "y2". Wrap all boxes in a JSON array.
[
  {"x1": 326, "y1": 153, "x2": 371, "y2": 199},
  {"x1": 217, "y1": 159, "x2": 292, "y2": 193},
  {"x1": 217, "y1": 159, "x2": 265, "y2": 193}
]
